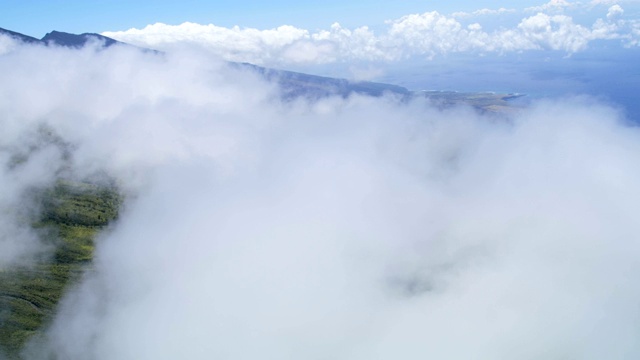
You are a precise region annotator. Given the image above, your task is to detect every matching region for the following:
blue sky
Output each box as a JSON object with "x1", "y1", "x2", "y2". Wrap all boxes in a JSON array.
[{"x1": 4, "y1": 0, "x2": 559, "y2": 36}]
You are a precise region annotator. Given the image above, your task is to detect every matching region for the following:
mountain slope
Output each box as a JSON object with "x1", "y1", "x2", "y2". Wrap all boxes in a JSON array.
[
  {"x1": 234, "y1": 62, "x2": 411, "y2": 99},
  {"x1": 0, "y1": 27, "x2": 41, "y2": 44}
]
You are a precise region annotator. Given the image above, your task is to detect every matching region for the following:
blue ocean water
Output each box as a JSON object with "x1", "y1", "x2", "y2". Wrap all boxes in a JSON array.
[{"x1": 381, "y1": 47, "x2": 640, "y2": 123}]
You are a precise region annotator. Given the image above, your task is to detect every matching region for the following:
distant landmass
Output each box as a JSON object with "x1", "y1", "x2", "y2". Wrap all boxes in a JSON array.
[
  {"x1": 0, "y1": 27, "x2": 524, "y2": 113},
  {"x1": 232, "y1": 62, "x2": 411, "y2": 99}
]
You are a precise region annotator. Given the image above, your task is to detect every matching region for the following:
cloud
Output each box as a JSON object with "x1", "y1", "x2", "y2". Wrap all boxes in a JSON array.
[
  {"x1": 525, "y1": 0, "x2": 579, "y2": 13},
  {"x1": 0, "y1": 151, "x2": 54, "y2": 269},
  {"x1": 1, "y1": 38, "x2": 640, "y2": 359},
  {"x1": 590, "y1": 0, "x2": 640, "y2": 5},
  {"x1": 517, "y1": 13, "x2": 594, "y2": 52},
  {"x1": 102, "y1": 4, "x2": 639, "y2": 67},
  {"x1": 607, "y1": 4, "x2": 625, "y2": 19},
  {"x1": 0, "y1": 34, "x2": 19, "y2": 56},
  {"x1": 452, "y1": 7, "x2": 517, "y2": 18},
  {"x1": 592, "y1": 0, "x2": 621, "y2": 5}
]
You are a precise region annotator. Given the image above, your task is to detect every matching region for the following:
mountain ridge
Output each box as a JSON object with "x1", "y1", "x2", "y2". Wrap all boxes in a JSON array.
[{"x1": 0, "y1": 27, "x2": 124, "y2": 48}]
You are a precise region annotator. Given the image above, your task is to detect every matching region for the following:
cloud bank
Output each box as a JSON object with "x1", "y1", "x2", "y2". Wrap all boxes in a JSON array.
[
  {"x1": 102, "y1": 3, "x2": 640, "y2": 66},
  {"x1": 1, "y1": 36, "x2": 640, "y2": 359}
]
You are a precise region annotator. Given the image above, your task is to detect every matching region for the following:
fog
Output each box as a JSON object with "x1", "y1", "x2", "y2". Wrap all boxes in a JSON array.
[{"x1": 2, "y1": 36, "x2": 640, "y2": 359}]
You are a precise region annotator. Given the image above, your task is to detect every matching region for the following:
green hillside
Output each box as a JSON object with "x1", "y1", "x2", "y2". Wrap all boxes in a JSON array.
[{"x1": 0, "y1": 180, "x2": 121, "y2": 358}]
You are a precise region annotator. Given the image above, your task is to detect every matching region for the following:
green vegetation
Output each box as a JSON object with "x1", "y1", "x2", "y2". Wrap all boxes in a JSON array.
[{"x1": 0, "y1": 180, "x2": 121, "y2": 358}]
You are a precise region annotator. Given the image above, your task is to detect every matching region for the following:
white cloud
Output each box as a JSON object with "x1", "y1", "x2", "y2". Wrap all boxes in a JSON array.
[
  {"x1": 591, "y1": 5, "x2": 640, "y2": 45},
  {"x1": 0, "y1": 34, "x2": 18, "y2": 55},
  {"x1": 591, "y1": 0, "x2": 620, "y2": 5},
  {"x1": 607, "y1": 4, "x2": 625, "y2": 19},
  {"x1": 525, "y1": 0, "x2": 580, "y2": 13},
  {"x1": 517, "y1": 13, "x2": 593, "y2": 52},
  {"x1": 589, "y1": 0, "x2": 640, "y2": 6},
  {"x1": 590, "y1": 0, "x2": 640, "y2": 9},
  {"x1": 1, "y1": 33, "x2": 639, "y2": 360},
  {"x1": 0, "y1": 148, "x2": 56, "y2": 268},
  {"x1": 452, "y1": 7, "x2": 516, "y2": 18},
  {"x1": 105, "y1": 22, "x2": 311, "y2": 63},
  {"x1": 102, "y1": 4, "x2": 640, "y2": 66}
]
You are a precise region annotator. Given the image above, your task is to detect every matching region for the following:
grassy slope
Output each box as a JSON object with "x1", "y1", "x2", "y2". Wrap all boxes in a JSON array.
[{"x1": 0, "y1": 180, "x2": 121, "y2": 357}]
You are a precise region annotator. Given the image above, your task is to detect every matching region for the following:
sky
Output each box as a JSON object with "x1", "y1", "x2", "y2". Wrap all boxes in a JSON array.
[{"x1": 2, "y1": 1, "x2": 640, "y2": 359}]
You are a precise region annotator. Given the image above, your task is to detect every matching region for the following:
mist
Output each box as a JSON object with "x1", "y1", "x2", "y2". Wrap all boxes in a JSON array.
[{"x1": 2, "y1": 36, "x2": 640, "y2": 359}]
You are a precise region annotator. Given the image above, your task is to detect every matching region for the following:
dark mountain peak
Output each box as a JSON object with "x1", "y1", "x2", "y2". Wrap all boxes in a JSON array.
[
  {"x1": 41, "y1": 30, "x2": 118, "y2": 48},
  {"x1": 0, "y1": 27, "x2": 41, "y2": 44}
]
